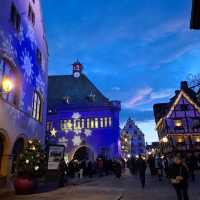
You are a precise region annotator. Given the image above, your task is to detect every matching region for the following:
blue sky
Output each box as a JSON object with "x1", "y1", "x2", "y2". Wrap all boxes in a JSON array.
[{"x1": 41, "y1": 0, "x2": 200, "y2": 143}]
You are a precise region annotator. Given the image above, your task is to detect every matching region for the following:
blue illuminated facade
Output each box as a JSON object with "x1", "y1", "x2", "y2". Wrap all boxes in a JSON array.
[
  {"x1": 46, "y1": 61, "x2": 121, "y2": 161},
  {"x1": 0, "y1": 0, "x2": 48, "y2": 179}
]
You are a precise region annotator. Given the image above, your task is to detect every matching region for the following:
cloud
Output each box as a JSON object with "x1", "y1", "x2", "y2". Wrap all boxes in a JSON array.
[
  {"x1": 123, "y1": 87, "x2": 153, "y2": 108},
  {"x1": 112, "y1": 86, "x2": 121, "y2": 91},
  {"x1": 123, "y1": 88, "x2": 174, "y2": 109},
  {"x1": 144, "y1": 19, "x2": 186, "y2": 43},
  {"x1": 150, "y1": 89, "x2": 174, "y2": 100}
]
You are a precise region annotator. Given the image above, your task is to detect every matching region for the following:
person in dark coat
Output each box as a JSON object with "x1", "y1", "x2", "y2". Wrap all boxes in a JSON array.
[
  {"x1": 113, "y1": 160, "x2": 122, "y2": 178},
  {"x1": 137, "y1": 155, "x2": 147, "y2": 188},
  {"x1": 186, "y1": 154, "x2": 197, "y2": 182},
  {"x1": 58, "y1": 158, "x2": 67, "y2": 187},
  {"x1": 169, "y1": 155, "x2": 189, "y2": 200}
]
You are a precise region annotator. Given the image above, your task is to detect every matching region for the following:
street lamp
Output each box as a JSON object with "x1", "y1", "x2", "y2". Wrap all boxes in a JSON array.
[
  {"x1": 162, "y1": 136, "x2": 168, "y2": 143},
  {"x1": 1, "y1": 76, "x2": 14, "y2": 94}
]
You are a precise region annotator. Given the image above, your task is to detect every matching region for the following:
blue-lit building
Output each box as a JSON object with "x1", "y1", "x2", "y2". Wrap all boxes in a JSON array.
[
  {"x1": 46, "y1": 61, "x2": 121, "y2": 161},
  {"x1": 120, "y1": 118, "x2": 145, "y2": 159},
  {"x1": 0, "y1": 0, "x2": 48, "y2": 183}
]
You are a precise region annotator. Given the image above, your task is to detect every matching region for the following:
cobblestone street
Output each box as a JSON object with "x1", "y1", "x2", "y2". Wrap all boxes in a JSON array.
[{"x1": 1, "y1": 171, "x2": 200, "y2": 200}]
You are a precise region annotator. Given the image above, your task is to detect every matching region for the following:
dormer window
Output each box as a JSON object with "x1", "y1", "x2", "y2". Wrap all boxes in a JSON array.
[
  {"x1": 28, "y1": 4, "x2": 35, "y2": 25},
  {"x1": 11, "y1": 3, "x2": 21, "y2": 32},
  {"x1": 88, "y1": 91, "x2": 96, "y2": 102}
]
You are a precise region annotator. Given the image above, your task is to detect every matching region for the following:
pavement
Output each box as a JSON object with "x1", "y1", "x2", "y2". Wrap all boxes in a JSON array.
[{"x1": 1, "y1": 170, "x2": 200, "y2": 200}]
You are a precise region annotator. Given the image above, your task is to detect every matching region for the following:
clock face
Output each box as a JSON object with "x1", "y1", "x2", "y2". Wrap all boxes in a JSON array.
[{"x1": 74, "y1": 72, "x2": 80, "y2": 78}]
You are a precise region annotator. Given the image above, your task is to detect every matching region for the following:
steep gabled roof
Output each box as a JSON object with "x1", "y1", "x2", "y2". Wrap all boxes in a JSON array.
[
  {"x1": 48, "y1": 74, "x2": 111, "y2": 108},
  {"x1": 154, "y1": 81, "x2": 200, "y2": 130}
]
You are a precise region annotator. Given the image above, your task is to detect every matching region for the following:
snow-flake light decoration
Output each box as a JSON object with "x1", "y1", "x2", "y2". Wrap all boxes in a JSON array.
[
  {"x1": 72, "y1": 135, "x2": 82, "y2": 146},
  {"x1": 72, "y1": 112, "x2": 81, "y2": 119},
  {"x1": 84, "y1": 129, "x2": 92, "y2": 137}
]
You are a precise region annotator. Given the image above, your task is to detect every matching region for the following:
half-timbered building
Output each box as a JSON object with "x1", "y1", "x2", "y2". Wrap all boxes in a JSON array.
[{"x1": 153, "y1": 81, "x2": 200, "y2": 154}]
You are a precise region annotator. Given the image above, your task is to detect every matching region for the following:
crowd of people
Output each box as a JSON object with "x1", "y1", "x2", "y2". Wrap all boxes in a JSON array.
[
  {"x1": 57, "y1": 153, "x2": 200, "y2": 200},
  {"x1": 127, "y1": 153, "x2": 200, "y2": 200},
  {"x1": 58, "y1": 157, "x2": 125, "y2": 187}
]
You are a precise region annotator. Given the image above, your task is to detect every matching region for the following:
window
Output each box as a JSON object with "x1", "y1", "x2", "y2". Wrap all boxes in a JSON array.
[
  {"x1": 77, "y1": 119, "x2": 81, "y2": 129},
  {"x1": 104, "y1": 117, "x2": 108, "y2": 127},
  {"x1": 100, "y1": 118, "x2": 104, "y2": 128},
  {"x1": 95, "y1": 118, "x2": 98, "y2": 128},
  {"x1": 11, "y1": 3, "x2": 21, "y2": 32},
  {"x1": 109, "y1": 117, "x2": 112, "y2": 127},
  {"x1": 46, "y1": 121, "x2": 52, "y2": 131},
  {"x1": 81, "y1": 119, "x2": 85, "y2": 128},
  {"x1": 32, "y1": 91, "x2": 42, "y2": 121},
  {"x1": 36, "y1": 48, "x2": 42, "y2": 66},
  {"x1": 28, "y1": 4, "x2": 35, "y2": 25},
  {"x1": 86, "y1": 119, "x2": 89, "y2": 128},
  {"x1": 0, "y1": 57, "x2": 19, "y2": 106},
  {"x1": 91, "y1": 119, "x2": 94, "y2": 129},
  {"x1": 67, "y1": 120, "x2": 72, "y2": 130},
  {"x1": 60, "y1": 120, "x2": 67, "y2": 131},
  {"x1": 174, "y1": 119, "x2": 182, "y2": 127}
]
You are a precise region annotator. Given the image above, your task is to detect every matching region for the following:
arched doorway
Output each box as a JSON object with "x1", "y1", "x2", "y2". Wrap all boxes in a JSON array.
[
  {"x1": 73, "y1": 146, "x2": 94, "y2": 161},
  {"x1": 11, "y1": 138, "x2": 24, "y2": 173}
]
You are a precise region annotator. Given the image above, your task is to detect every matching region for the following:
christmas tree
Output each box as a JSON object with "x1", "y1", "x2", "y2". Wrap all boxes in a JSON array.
[{"x1": 16, "y1": 139, "x2": 47, "y2": 177}]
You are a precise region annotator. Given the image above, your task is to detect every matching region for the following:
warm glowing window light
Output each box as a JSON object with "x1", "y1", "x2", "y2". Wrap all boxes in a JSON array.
[
  {"x1": 95, "y1": 118, "x2": 98, "y2": 128},
  {"x1": 2, "y1": 77, "x2": 14, "y2": 93},
  {"x1": 174, "y1": 120, "x2": 182, "y2": 127},
  {"x1": 91, "y1": 119, "x2": 94, "y2": 128},
  {"x1": 100, "y1": 118, "x2": 104, "y2": 128},
  {"x1": 81, "y1": 119, "x2": 85, "y2": 128},
  {"x1": 87, "y1": 119, "x2": 90, "y2": 128},
  {"x1": 109, "y1": 117, "x2": 112, "y2": 127},
  {"x1": 104, "y1": 117, "x2": 108, "y2": 127}
]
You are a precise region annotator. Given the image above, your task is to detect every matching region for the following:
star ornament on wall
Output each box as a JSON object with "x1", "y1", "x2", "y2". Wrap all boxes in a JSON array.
[
  {"x1": 50, "y1": 128, "x2": 57, "y2": 137},
  {"x1": 72, "y1": 135, "x2": 82, "y2": 146}
]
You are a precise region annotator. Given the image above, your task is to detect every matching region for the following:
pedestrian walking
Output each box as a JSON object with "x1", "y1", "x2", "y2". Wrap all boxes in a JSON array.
[
  {"x1": 169, "y1": 155, "x2": 189, "y2": 200},
  {"x1": 137, "y1": 155, "x2": 146, "y2": 188},
  {"x1": 58, "y1": 158, "x2": 67, "y2": 187}
]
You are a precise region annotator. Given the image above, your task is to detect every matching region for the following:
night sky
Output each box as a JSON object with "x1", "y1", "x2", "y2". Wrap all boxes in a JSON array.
[{"x1": 41, "y1": 0, "x2": 200, "y2": 143}]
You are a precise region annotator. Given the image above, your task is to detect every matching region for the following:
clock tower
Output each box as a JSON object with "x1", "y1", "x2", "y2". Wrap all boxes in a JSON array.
[{"x1": 72, "y1": 60, "x2": 83, "y2": 78}]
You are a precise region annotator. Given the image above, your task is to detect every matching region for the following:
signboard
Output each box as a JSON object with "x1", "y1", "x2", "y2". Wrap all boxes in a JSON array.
[{"x1": 48, "y1": 145, "x2": 65, "y2": 170}]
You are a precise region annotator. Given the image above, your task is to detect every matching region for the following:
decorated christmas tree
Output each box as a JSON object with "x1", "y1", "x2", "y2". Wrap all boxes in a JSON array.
[{"x1": 16, "y1": 139, "x2": 47, "y2": 177}]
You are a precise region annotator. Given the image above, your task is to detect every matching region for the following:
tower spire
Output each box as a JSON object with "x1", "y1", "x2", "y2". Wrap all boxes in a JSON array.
[{"x1": 72, "y1": 59, "x2": 83, "y2": 78}]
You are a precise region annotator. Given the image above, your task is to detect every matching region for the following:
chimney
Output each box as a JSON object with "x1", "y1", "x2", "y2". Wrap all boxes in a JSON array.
[
  {"x1": 175, "y1": 90, "x2": 179, "y2": 95},
  {"x1": 180, "y1": 81, "x2": 188, "y2": 90}
]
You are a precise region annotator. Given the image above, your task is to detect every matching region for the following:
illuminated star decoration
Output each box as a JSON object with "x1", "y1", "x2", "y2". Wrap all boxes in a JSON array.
[
  {"x1": 85, "y1": 129, "x2": 92, "y2": 137},
  {"x1": 50, "y1": 128, "x2": 57, "y2": 137},
  {"x1": 72, "y1": 135, "x2": 82, "y2": 146}
]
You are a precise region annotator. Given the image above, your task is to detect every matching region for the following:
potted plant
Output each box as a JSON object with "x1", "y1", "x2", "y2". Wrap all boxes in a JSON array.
[{"x1": 14, "y1": 139, "x2": 47, "y2": 194}]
